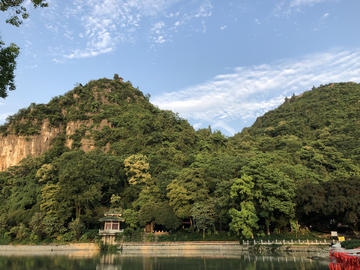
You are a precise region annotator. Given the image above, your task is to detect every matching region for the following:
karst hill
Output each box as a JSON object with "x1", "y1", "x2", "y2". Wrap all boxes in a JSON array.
[
  {"x1": 0, "y1": 77, "x2": 197, "y2": 171},
  {"x1": 0, "y1": 78, "x2": 360, "y2": 239},
  {"x1": 1, "y1": 80, "x2": 360, "y2": 172},
  {"x1": 230, "y1": 81, "x2": 360, "y2": 183},
  {"x1": 235, "y1": 82, "x2": 360, "y2": 155}
]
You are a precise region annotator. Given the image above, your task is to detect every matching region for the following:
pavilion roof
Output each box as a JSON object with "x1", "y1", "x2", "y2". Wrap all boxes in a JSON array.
[{"x1": 99, "y1": 216, "x2": 125, "y2": 222}]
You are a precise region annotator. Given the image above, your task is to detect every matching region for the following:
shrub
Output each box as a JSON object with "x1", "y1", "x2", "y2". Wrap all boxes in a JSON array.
[
  {"x1": 0, "y1": 232, "x2": 11, "y2": 245},
  {"x1": 60, "y1": 232, "x2": 75, "y2": 243},
  {"x1": 79, "y1": 234, "x2": 88, "y2": 242},
  {"x1": 145, "y1": 233, "x2": 156, "y2": 242},
  {"x1": 341, "y1": 240, "x2": 360, "y2": 249},
  {"x1": 81, "y1": 229, "x2": 99, "y2": 242},
  {"x1": 157, "y1": 234, "x2": 170, "y2": 242}
]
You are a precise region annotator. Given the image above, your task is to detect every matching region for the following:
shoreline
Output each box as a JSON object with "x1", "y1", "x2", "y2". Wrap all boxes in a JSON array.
[
  {"x1": 0, "y1": 243, "x2": 100, "y2": 257},
  {"x1": 0, "y1": 242, "x2": 329, "y2": 256},
  {"x1": 0, "y1": 242, "x2": 331, "y2": 263}
]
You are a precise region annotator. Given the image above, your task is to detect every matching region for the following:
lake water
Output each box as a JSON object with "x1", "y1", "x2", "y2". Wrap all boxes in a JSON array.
[{"x1": 0, "y1": 252, "x2": 330, "y2": 270}]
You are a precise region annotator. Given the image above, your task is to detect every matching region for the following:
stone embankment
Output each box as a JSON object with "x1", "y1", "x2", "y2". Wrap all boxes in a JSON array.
[
  {"x1": 120, "y1": 241, "x2": 327, "y2": 253},
  {"x1": 0, "y1": 243, "x2": 99, "y2": 257},
  {"x1": 0, "y1": 242, "x2": 329, "y2": 258}
]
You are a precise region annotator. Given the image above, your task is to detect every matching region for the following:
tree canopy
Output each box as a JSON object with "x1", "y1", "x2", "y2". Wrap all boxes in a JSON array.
[{"x1": 0, "y1": 80, "x2": 360, "y2": 241}]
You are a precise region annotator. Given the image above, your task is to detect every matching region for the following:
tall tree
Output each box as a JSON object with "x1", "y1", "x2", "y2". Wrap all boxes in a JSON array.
[
  {"x1": 191, "y1": 201, "x2": 215, "y2": 239},
  {"x1": 0, "y1": 41, "x2": 19, "y2": 98},
  {"x1": 0, "y1": 0, "x2": 48, "y2": 98},
  {"x1": 167, "y1": 168, "x2": 209, "y2": 222},
  {"x1": 228, "y1": 174, "x2": 259, "y2": 238},
  {"x1": 240, "y1": 154, "x2": 296, "y2": 235},
  {"x1": 326, "y1": 176, "x2": 360, "y2": 233}
]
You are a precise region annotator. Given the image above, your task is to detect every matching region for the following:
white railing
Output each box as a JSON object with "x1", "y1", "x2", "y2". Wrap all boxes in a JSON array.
[
  {"x1": 99, "y1": 229, "x2": 124, "y2": 234},
  {"x1": 242, "y1": 239, "x2": 329, "y2": 245}
]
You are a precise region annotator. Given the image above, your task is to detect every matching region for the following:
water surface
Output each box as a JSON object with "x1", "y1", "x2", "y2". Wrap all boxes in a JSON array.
[{"x1": 0, "y1": 251, "x2": 330, "y2": 270}]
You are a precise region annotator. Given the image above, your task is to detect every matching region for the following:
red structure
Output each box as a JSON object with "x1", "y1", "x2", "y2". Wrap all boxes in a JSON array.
[{"x1": 330, "y1": 250, "x2": 360, "y2": 270}]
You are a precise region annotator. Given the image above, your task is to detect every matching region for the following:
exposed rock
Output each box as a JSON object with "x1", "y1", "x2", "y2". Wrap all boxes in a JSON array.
[{"x1": 0, "y1": 119, "x2": 62, "y2": 171}]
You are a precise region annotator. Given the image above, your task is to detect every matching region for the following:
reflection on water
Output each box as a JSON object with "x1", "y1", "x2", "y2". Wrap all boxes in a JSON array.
[{"x1": 0, "y1": 251, "x2": 330, "y2": 270}]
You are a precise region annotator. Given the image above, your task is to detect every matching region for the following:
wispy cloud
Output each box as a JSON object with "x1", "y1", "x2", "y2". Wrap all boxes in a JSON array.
[
  {"x1": 290, "y1": 0, "x2": 328, "y2": 7},
  {"x1": 322, "y1": 12, "x2": 330, "y2": 19},
  {"x1": 0, "y1": 113, "x2": 13, "y2": 124},
  {"x1": 25, "y1": 65, "x2": 37, "y2": 69},
  {"x1": 153, "y1": 48, "x2": 360, "y2": 135},
  {"x1": 148, "y1": 1, "x2": 213, "y2": 46},
  {"x1": 42, "y1": 0, "x2": 212, "y2": 59},
  {"x1": 272, "y1": 0, "x2": 332, "y2": 17},
  {"x1": 193, "y1": 122, "x2": 202, "y2": 129},
  {"x1": 313, "y1": 12, "x2": 330, "y2": 31}
]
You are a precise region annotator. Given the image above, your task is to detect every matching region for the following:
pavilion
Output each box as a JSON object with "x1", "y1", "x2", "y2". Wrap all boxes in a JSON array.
[{"x1": 99, "y1": 210, "x2": 124, "y2": 245}]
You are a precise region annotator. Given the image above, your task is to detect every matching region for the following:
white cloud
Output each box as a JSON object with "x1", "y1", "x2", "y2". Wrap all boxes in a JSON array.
[
  {"x1": 148, "y1": 1, "x2": 213, "y2": 46},
  {"x1": 152, "y1": 48, "x2": 360, "y2": 135},
  {"x1": 52, "y1": 58, "x2": 65, "y2": 64},
  {"x1": 220, "y1": 25, "x2": 227, "y2": 30},
  {"x1": 322, "y1": 13, "x2": 330, "y2": 19},
  {"x1": 290, "y1": 0, "x2": 327, "y2": 7},
  {"x1": 25, "y1": 65, "x2": 38, "y2": 69},
  {"x1": 272, "y1": 0, "x2": 331, "y2": 17},
  {"x1": 194, "y1": 1, "x2": 212, "y2": 18},
  {"x1": 255, "y1": 19, "x2": 261, "y2": 25},
  {"x1": 43, "y1": 0, "x2": 213, "y2": 59},
  {"x1": 0, "y1": 113, "x2": 13, "y2": 123},
  {"x1": 193, "y1": 123, "x2": 202, "y2": 129},
  {"x1": 314, "y1": 12, "x2": 330, "y2": 31}
]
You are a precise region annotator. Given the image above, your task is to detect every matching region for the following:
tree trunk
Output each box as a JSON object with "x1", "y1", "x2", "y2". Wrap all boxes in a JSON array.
[
  {"x1": 151, "y1": 220, "x2": 155, "y2": 233},
  {"x1": 190, "y1": 217, "x2": 193, "y2": 228},
  {"x1": 203, "y1": 228, "x2": 205, "y2": 239},
  {"x1": 267, "y1": 224, "x2": 270, "y2": 236},
  {"x1": 75, "y1": 204, "x2": 81, "y2": 217}
]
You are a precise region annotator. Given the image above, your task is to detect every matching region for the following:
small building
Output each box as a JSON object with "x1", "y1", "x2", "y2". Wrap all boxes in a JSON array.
[{"x1": 99, "y1": 210, "x2": 124, "y2": 245}]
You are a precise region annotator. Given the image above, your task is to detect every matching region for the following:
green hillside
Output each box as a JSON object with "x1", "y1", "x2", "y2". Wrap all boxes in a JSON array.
[
  {"x1": 246, "y1": 82, "x2": 360, "y2": 157},
  {"x1": 0, "y1": 79, "x2": 359, "y2": 243}
]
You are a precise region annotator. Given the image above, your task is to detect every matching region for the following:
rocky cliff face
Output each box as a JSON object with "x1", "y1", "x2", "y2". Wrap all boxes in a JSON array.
[
  {"x1": 0, "y1": 118, "x2": 112, "y2": 171},
  {"x1": 0, "y1": 77, "x2": 164, "y2": 171},
  {"x1": 0, "y1": 119, "x2": 62, "y2": 171}
]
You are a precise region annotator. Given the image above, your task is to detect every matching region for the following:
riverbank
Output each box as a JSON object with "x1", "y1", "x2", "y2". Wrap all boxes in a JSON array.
[
  {"x1": 120, "y1": 242, "x2": 328, "y2": 252},
  {"x1": 0, "y1": 242, "x2": 330, "y2": 258},
  {"x1": 0, "y1": 243, "x2": 99, "y2": 257}
]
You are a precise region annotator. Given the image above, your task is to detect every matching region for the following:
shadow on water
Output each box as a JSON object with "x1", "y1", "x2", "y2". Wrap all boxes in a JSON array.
[{"x1": 0, "y1": 250, "x2": 330, "y2": 270}]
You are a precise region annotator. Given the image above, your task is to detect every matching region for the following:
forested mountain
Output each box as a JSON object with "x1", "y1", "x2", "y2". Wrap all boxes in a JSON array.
[{"x1": 0, "y1": 78, "x2": 359, "y2": 242}]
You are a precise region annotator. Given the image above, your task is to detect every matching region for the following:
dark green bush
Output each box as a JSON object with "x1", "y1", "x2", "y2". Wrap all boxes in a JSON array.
[
  {"x1": 157, "y1": 234, "x2": 170, "y2": 242},
  {"x1": 81, "y1": 229, "x2": 99, "y2": 241},
  {"x1": 145, "y1": 233, "x2": 156, "y2": 242},
  {"x1": 341, "y1": 240, "x2": 360, "y2": 249}
]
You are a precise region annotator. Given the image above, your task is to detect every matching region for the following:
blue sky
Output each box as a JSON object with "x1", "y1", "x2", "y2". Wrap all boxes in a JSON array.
[{"x1": 1, "y1": 0, "x2": 360, "y2": 135}]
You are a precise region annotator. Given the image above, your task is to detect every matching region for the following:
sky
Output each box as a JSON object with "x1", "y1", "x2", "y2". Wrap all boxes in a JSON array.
[{"x1": 1, "y1": 0, "x2": 360, "y2": 136}]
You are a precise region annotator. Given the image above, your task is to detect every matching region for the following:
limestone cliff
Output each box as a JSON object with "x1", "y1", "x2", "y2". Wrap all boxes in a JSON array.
[
  {"x1": 0, "y1": 119, "x2": 62, "y2": 171},
  {"x1": 0, "y1": 78, "x2": 150, "y2": 171},
  {"x1": 0, "y1": 118, "x2": 114, "y2": 171},
  {"x1": 0, "y1": 77, "x2": 195, "y2": 172}
]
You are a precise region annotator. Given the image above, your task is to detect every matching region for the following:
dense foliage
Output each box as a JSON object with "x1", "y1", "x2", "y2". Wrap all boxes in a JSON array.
[
  {"x1": 0, "y1": 79, "x2": 359, "y2": 242},
  {"x1": 341, "y1": 239, "x2": 360, "y2": 249}
]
